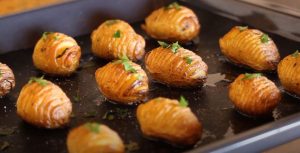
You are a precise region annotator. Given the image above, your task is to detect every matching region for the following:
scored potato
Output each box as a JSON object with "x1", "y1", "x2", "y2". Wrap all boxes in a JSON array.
[
  {"x1": 219, "y1": 26, "x2": 280, "y2": 71},
  {"x1": 0, "y1": 63, "x2": 15, "y2": 96},
  {"x1": 33, "y1": 32, "x2": 81, "y2": 76}
]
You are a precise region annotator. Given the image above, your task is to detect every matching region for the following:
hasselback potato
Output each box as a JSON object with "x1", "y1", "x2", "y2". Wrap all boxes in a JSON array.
[
  {"x1": 16, "y1": 76, "x2": 72, "y2": 128},
  {"x1": 137, "y1": 97, "x2": 202, "y2": 145},
  {"x1": 67, "y1": 122, "x2": 125, "y2": 153},
  {"x1": 142, "y1": 2, "x2": 200, "y2": 42},
  {"x1": 0, "y1": 63, "x2": 15, "y2": 96},
  {"x1": 219, "y1": 26, "x2": 280, "y2": 71},
  {"x1": 145, "y1": 41, "x2": 207, "y2": 87},
  {"x1": 91, "y1": 19, "x2": 145, "y2": 61},
  {"x1": 95, "y1": 56, "x2": 148, "y2": 104},
  {"x1": 229, "y1": 73, "x2": 281, "y2": 116},
  {"x1": 278, "y1": 50, "x2": 300, "y2": 96},
  {"x1": 33, "y1": 32, "x2": 81, "y2": 76}
]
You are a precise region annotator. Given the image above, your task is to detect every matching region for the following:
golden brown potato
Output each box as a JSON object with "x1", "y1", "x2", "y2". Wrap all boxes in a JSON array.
[
  {"x1": 278, "y1": 50, "x2": 300, "y2": 96},
  {"x1": 95, "y1": 56, "x2": 148, "y2": 104},
  {"x1": 219, "y1": 26, "x2": 280, "y2": 71},
  {"x1": 229, "y1": 73, "x2": 281, "y2": 116},
  {"x1": 0, "y1": 63, "x2": 15, "y2": 96},
  {"x1": 33, "y1": 32, "x2": 81, "y2": 76},
  {"x1": 91, "y1": 19, "x2": 145, "y2": 61},
  {"x1": 67, "y1": 122, "x2": 125, "y2": 153},
  {"x1": 137, "y1": 97, "x2": 202, "y2": 145},
  {"x1": 145, "y1": 42, "x2": 207, "y2": 87},
  {"x1": 16, "y1": 76, "x2": 72, "y2": 128},
  {"x1": 142, "y1": 2, "x2": 200, "y2": 42}
]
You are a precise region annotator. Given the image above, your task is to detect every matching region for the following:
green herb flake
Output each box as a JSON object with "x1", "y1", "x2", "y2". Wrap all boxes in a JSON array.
[
  {"x1": 53, "y1": 35, "x2": 59, "y2": 41},
  {"x1": 113, "y1": 30, "x2": 121, "y2": 38},
  {"x1": 261, "y1": 34, "x2": 270, "y2": 43},
  {"x1": 0, "y1": 141, "x2": 9, "y2": 151},
  {"x1": 242, "y1": 73, "x2": 263, "y2": 80},
  {"x1": 237, "y1": 26, "x2": 248, "y2": 31},
  {"x1": 179, "y1": 96, "x2": 188, "y2": 107},
  {"x1": 184, "y1": 56, "x2": 193, "y2": 64},
  {"x1": 105, "y1": 20, "x2": 118, "y2": 26},
  {"x1": 158, "y1": 41, "x2": 169, "y2": 48},
  {"x1": 157, "y1": 41, "x2": 181, "y2": 53},
  {"x1": 0, "y1": 127, "x2": 15, "y2": 136},
  {"x1": 118, "y1": 55, "x2": 137, "y2": 73},
  {"x1": 165, "y1": 2, "x2": 181, "y2": 10},
  {"x1": 84, "y1": 123, "x2": 100, "y2": 133},
  {"x1": 42, "y1": 32, "x2": 53, "y2": 40},
  {"x1": 291, "y1": 50, "x2": 299, "y2": 58},
  {"x1": 116, "y1": 108, "x2": 129, "y2": 119},
  {"x1": 134, "y1": 74, "x2": 143, "y2": 80},
  {"x1": 28, "y1": 76, "x2": 48, "y2": 86},
  {"x1": 0, "y1": 70, "x2": 2, "y2": 77},
  {"x1": 83, "y1": 111, "x2": 97, "y2": 118},
  {"x1": 73, "y1": 95, "x2": 80, "y2": 102},
  {"x1": 102, "y1": 112, "x2": 115, "y2": 121},
  {"x1": 125, "y1": 141, "x2": 140, "y2": 152}
]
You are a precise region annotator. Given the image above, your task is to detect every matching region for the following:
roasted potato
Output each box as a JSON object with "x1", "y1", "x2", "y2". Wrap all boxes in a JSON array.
[
  {"x1": 219, "y1": 26, "x2": 280, "y2": 71},
  {"x1": 278, "y1": 50, "x2": 300, "y2": 96},
  {"x1": 142, "y1": 2, "x2": 200, "y2": 42},
  {"x1": 229, "y1": 73, "x2": 281, "y2": 116},
  {"x1": 0, "y1": 63, "x2": 15, "y2": 96},
  {"x1": 67, "y1": 122, "x2": 125, "y2": 153},
  {"x1": 145, "y1": 42, "x2": 207, "y2": 87},
  {"x1": 33, "y1": 32, "x2": 81, "y2": 76},
  {"x1": 95, "y1": 56, "x2": 148, "y2": 104},
  {"x1": 137, "y1": 97, "x2": 202, "y2": 145},
  {"x1": 17, "y1": 76, "x2": 72, "y2": 128},
  {"x1": 91, "y1": 19, "x2": 145, "y2": 61}
]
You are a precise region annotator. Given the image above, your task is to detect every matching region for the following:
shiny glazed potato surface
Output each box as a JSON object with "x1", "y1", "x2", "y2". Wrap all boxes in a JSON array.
[
  {"x1": 145, "y1": 46, "x2": 207, "y2": 87},
  {"x1": 229, "y1": 74, "x2": 281, "y2": 116},
  {"x1": 219, "y1": 26, "x2": 280, "y2": 71},
  {"x1": 142, "y1": 3, "x2": 200, "y2": 42},
  {"x1": 95, "y1": 60, "x2": 148, "y2": 104},
  {"x1": 67, "y1": 123, "x2": 125, "y2": 153},
  {"x1": 16, "y1": 78, "x2": 72, "y2": 128},
  {"x1": 137, "y1": 97, "x2": 202, "y2": 145},
  {"x1": 91, "y1": 20, "x2": 145, "y2": 61},
  {"x1": 0, "y1": 63, "x2": 15, "y2": 96},
  {"x1": 33, "y1": 32, "x2": 81, "y2": 76}
]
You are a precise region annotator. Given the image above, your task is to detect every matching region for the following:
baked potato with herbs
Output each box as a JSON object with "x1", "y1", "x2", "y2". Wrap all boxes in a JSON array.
[
  {"x1": 229, "y1": 73, "x2": 281, "y2": 116},
  {"x1": 145, "y1": 41, "x2": 207, "y2": 87},
  {"x1": 17, "y1": 76, "x2": 72, "y2": 128},
  {"x1": 219, "y1": 26, "x2": 280, "y2": 71},
  {"x1": 95, "y1": 56, "x2": 148, "y2": 104},
  {"x1": 278, "y1": 50, "x2": 300, "y2": 96},
  {"x1": 137, "y1": 97, "x2": 202, "y2": 145},
  {"x1": 91, "y1": 19, "x2": 145, "y2": 61},
  {"x1": 33, "y1": 32, "x2": 81, "y2": 76},
  {"x1": 0, "y1": 63, "x2": 15, "y2": 96},
  {"x1": 67, "y1": 122, "x2": 125, "y2": 153},
  {"x1": 142, "y1": 2, "x2": 200, "y2": 42}
]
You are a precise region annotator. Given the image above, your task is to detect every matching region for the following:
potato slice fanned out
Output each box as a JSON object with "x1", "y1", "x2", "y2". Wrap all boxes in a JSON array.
[
  {"x1": 91, "y1": 19, "x2": 145, "y2": 61},
  {"x1": 229, "y1": 73, "x2": 281, "y2": 116},
  {"x1": 67, "y1": 123, "x2": 125, "y2": 153},
  {"x1": 17, "y1": 77, "x2": 72, "y2": 128},
  {"x1": 142, "y1": 2, "x2": 200, "y2": 42},
  {"x1": 219, "y1": 26, "x2": 280, "y2": 71},
  {"x1": 33, "y1": 32, "x2": 81, "y2": 76},
  {"x1": 0, "y1": 63, "x2": 15, "y2": 96},
  {"x1": 137, "y1": 97, "x2": 202, "y2": 145},
  {"x1": 145, "y1": 41, "x2": 207, "y2": 87}
]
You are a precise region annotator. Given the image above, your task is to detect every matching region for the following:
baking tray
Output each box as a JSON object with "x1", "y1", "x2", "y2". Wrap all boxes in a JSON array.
[{"x1": 0, "y1": 0, "x2": 300, "y2": 153}]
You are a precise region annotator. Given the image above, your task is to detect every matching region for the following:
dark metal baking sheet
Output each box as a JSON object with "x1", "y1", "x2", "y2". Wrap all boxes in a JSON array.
[{"x1": 1, "y1": 1, "x2": 300, "y2": 153}]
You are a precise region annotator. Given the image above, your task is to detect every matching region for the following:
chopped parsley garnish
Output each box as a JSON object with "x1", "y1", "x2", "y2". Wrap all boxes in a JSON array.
[
  {"x1": 102, "y1": 111, "x2": 115, "y2": 120},
  {"x1": 84, "y1": 123, "x2": 100, "y2": 133},
  {"x1": 42, "y1": 32, "x2": 53, "y2": 40},
  {"x1": 242, "y1": 73, "x2": 262, "y2": 80},
  {"x1": 0, "y1": 70, "x2": 2, "y2": 77},
  {"x1": 105, "y1": 20, "x2": 118, "y2": 26},
  {"x1": 291, "y1": 50, "x2": 299, "y2": 58},
  {"x1": 28, "y1": 76, "x2": 48, "y2": 86},
  {"x1": 184, "y1": 56, "x2": 193, "y2": 64},
  {"x1": 0, "y1": 141, "x2": 9, "y2": 151},
  {"x1": 116, "y1": 55, "x2": 137, "y2": 73},
  {"x1": 237, "y1": 26, "x2": 248, "y2": 31},
  {"x1": 165, "y1": 2, "x2": 181, "y2": 10},
  {"x1": 261, "y1": 34, "x2": 270, "y2": 43},
  {"x1": 179, "y1": 96, "x2": 188, "y2": 107},
  {"x1": 157, "y1": 41, "x2": 182, "y2": 53},
  {"x1": 53, "y1": 35, "x2": 59, "y2": 41},
  {"x1": 113, "y1": 30, "x2": 121, "y2": 38},
  {"x1": 56, "y1": 48, "x2": 68, "y2": 58}
]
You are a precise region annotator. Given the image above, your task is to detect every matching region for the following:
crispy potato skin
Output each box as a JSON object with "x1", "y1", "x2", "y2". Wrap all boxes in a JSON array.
[
  {"x1": 16, "y1": 80, "x2": 72, "y2": 128},
  {"x1": 137, "y1": 97, "x2": 202, "y2": 145},
  {"x1": 0, "y1": 63, "x2": 15, "y2": 96},
  {"x1": 91, "y1": 20, "x2": 145, "y2": 61},
  {"x1": 145, "y1": 47, "x2": 207, "y2": 87},
  {"x1": 219, "y1": 27, "x2": 280, "y2": 71},
  {"x1": 95, "y1": 61, "x2": 148, "y2": 104},
  {"x1": 67, "y1": 123, "x2": 125, "y2": 153},
  {"x1": 142, "y1": 6, "x2": 200, "y2": 42},
  {"x1": 33, "y1": 32, "x2": 81, "y2": 76},
  {"x1": 278, "y1": 54, "x2": 300, "y2": 96},
  {"x1": 229, "y1": 74, "x2": 281, "y2": 116}
]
